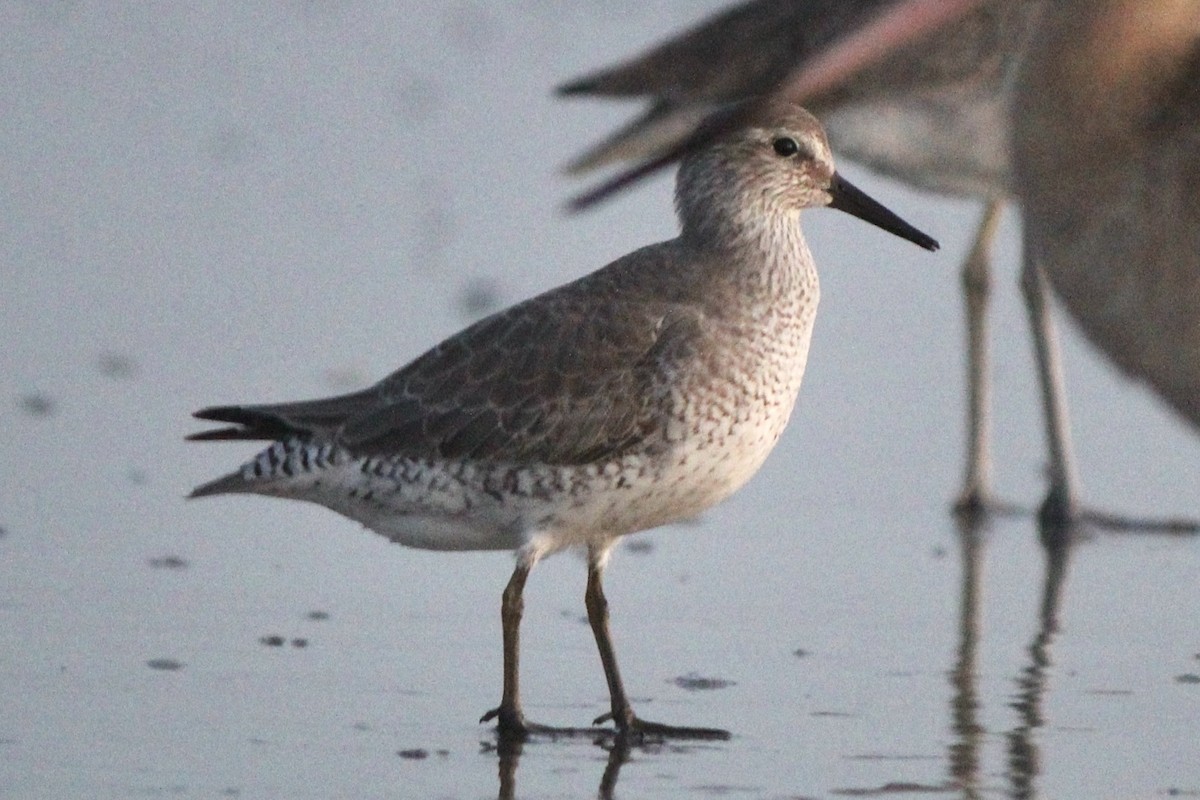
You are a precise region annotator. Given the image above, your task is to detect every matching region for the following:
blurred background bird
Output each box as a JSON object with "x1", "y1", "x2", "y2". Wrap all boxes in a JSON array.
[{"x1": 558, "y1": 0, "x2": 1199, "y2": 532}]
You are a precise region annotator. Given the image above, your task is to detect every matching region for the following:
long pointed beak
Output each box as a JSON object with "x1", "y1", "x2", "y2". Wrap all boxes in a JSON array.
[{"x1": 827, "y1": 172, "x2": 939, "y2": 251}]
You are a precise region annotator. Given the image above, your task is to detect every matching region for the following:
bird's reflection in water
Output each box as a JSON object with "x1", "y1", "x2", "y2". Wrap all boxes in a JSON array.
[
  {"x1": 486, "y1": 729, "x2": 709, "y2": 800},
  {"x1": 947, "y1": 510, "x2": 1077, "y2": 799},
  {"x1": 1004, "y1": 519, "x2": 1073, "y2": 800},
  {"x1": 946, "y1": 512, "x2": 1192, "y2": 799},
  {"x1": 946, "y1": 511, "x2": 1074, "y2": 799},
  {"x1": 482, "y1": 510, "x2": 1190, "y2": 800},
  {"x1": 947, "y1": 511, "x2": 987, "y2": 799}
]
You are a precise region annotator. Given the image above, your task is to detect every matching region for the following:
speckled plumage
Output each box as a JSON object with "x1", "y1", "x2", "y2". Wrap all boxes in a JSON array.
[{"x1": 189, "y1": 101, "x2": 935, "y2": 739}]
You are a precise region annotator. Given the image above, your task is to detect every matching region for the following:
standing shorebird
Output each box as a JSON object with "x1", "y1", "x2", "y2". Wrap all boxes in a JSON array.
[
  {"x1": 189, "y1": 102, "x2": 937, "y2": 740},
  {"x1": 558, "y1": 0, "x2": 1043, "y2": 516}
]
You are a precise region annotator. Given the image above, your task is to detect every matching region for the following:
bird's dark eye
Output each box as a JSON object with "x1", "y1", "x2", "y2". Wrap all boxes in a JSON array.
[{"x1": 772, "y1": 137, "x2": 800, "y2": 157}]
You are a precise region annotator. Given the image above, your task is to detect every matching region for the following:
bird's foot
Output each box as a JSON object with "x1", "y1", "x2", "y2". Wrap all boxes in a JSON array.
[
  {"x1": 952, "y1": 487, "x2": 1024, "y2": 523},
  {"x1": 592, "y1": 710, "x2": 731, "y2": 742},
  {"x1": 480, "y1": 704, "x2": 609, "y2": 740},
  {"x1": 1073, "y1": 507, "x2": 1198, "y2": 536},
  {"x1": 1038, "y1": 487, "x2": 1198, "y2": 538}
]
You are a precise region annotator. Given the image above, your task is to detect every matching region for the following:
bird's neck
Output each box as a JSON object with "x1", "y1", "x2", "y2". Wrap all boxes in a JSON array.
[{"x1": 680, "y1": 208, "x2": 817, "y2": 300}]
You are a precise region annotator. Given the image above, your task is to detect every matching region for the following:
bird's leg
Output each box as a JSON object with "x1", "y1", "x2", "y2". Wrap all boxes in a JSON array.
[
  {"x1": 586, "y1": 545, "x2": 730, "y2": 741},
  {"x1": 481, "y1": 551, "x2": 613, "y2": 739},
  {"x1": 955, "y1": 199, "x2": 1007, "y2": 519},
  {"x1": 1020, "y1": 256, "x2": 1199, "y2": 535},
  {"x1": 585, "y1": 548, "x2": 635, "y2": 730},
  {"x1": 1020, "y1": 253, "x2": 1082, "y2": 530},
  {"x1": 480, "y1": 559, "x2": 534, "y2": 735}
]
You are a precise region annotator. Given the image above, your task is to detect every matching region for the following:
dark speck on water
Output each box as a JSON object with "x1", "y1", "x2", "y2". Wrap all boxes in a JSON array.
[
  {"x1": 97, "y1": 352, "x2": 139, "y2": 379},
  {"x1": 624, "y1": 538, "x2": 654, "y2": 555},
  {"x1": 830, "y1": 780, "x2": 957, "y2": 796},
  {"x1": 306, "y1": 610, "x2": 330, "y2": 621},
  {"x1": 1175, "y1": 673, "x2": 1200, "y2": 684},
  {"x1": 18, "y1": 393, "x2": 56, "y2": 417},
  {"x1": 458, "y1": 278, "x2": 501, "y2": 319},
  {"x1": 146, "y1": 658, "x2": 184, "y2": 671},
  {"x1": 672, "y1": 673, "x2": 735, "y2": 691},
  {"x1": 205, "y1": 123, "x2": 258, "y2": 166},
  {"x1": 397, "y1": 748, "x2": 429, "y2": 760},
  {"x1": 793, "y1": 648, "x2": 810, "y2": 658},
  {"x1": 390, "y1": 75, "x2": 443, "y2": 124},
  {"x1": 148, "y1": 555, "x2": 189, "y2": 570},
  {"x1": 259, "y1": 634, "x2": 308, "y2": 648}
]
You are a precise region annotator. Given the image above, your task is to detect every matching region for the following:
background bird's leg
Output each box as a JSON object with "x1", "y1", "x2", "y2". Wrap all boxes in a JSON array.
[
  {"x1": 1020, "y1": 253, "x2": 1080, "y2": 528},
  {"x1": 1020, "y1": 246, "x2": 1200, "y2": 534},
  {"x1": 956, "y1": 199, "x2": 1005, "y2": 517}
]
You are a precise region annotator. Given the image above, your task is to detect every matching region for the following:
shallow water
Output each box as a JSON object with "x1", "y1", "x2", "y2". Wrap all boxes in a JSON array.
[{"x1": 2, "y1": 3, "x2": 1198, "y2": 798}]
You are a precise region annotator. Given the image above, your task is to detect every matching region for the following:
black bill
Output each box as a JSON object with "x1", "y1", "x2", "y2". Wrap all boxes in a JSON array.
[{"x1": 827, "y1": 172, "x2": 939, "y2": 251}]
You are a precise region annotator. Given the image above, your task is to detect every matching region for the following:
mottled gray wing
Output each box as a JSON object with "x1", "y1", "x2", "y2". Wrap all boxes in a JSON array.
[
  {"x1": 191, "y1": 269, "x2": 706, "y2": 466},
  {"x1": 336, "y1": 288, "x2": 702, "y2": 465}
]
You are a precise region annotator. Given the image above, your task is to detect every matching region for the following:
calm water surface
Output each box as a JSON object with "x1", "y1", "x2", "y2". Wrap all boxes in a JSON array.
[{"x1": 2, "y1": 3, "x2": 1198, "y2": 798}]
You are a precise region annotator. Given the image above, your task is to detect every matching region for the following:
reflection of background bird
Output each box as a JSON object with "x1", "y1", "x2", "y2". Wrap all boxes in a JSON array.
[
  {"x1": 561, "y1": 0, "x2": 1199, "y2": 530},
  {"x1": 560, "y1": 0, "x2": 1043, "y2": 517}
]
